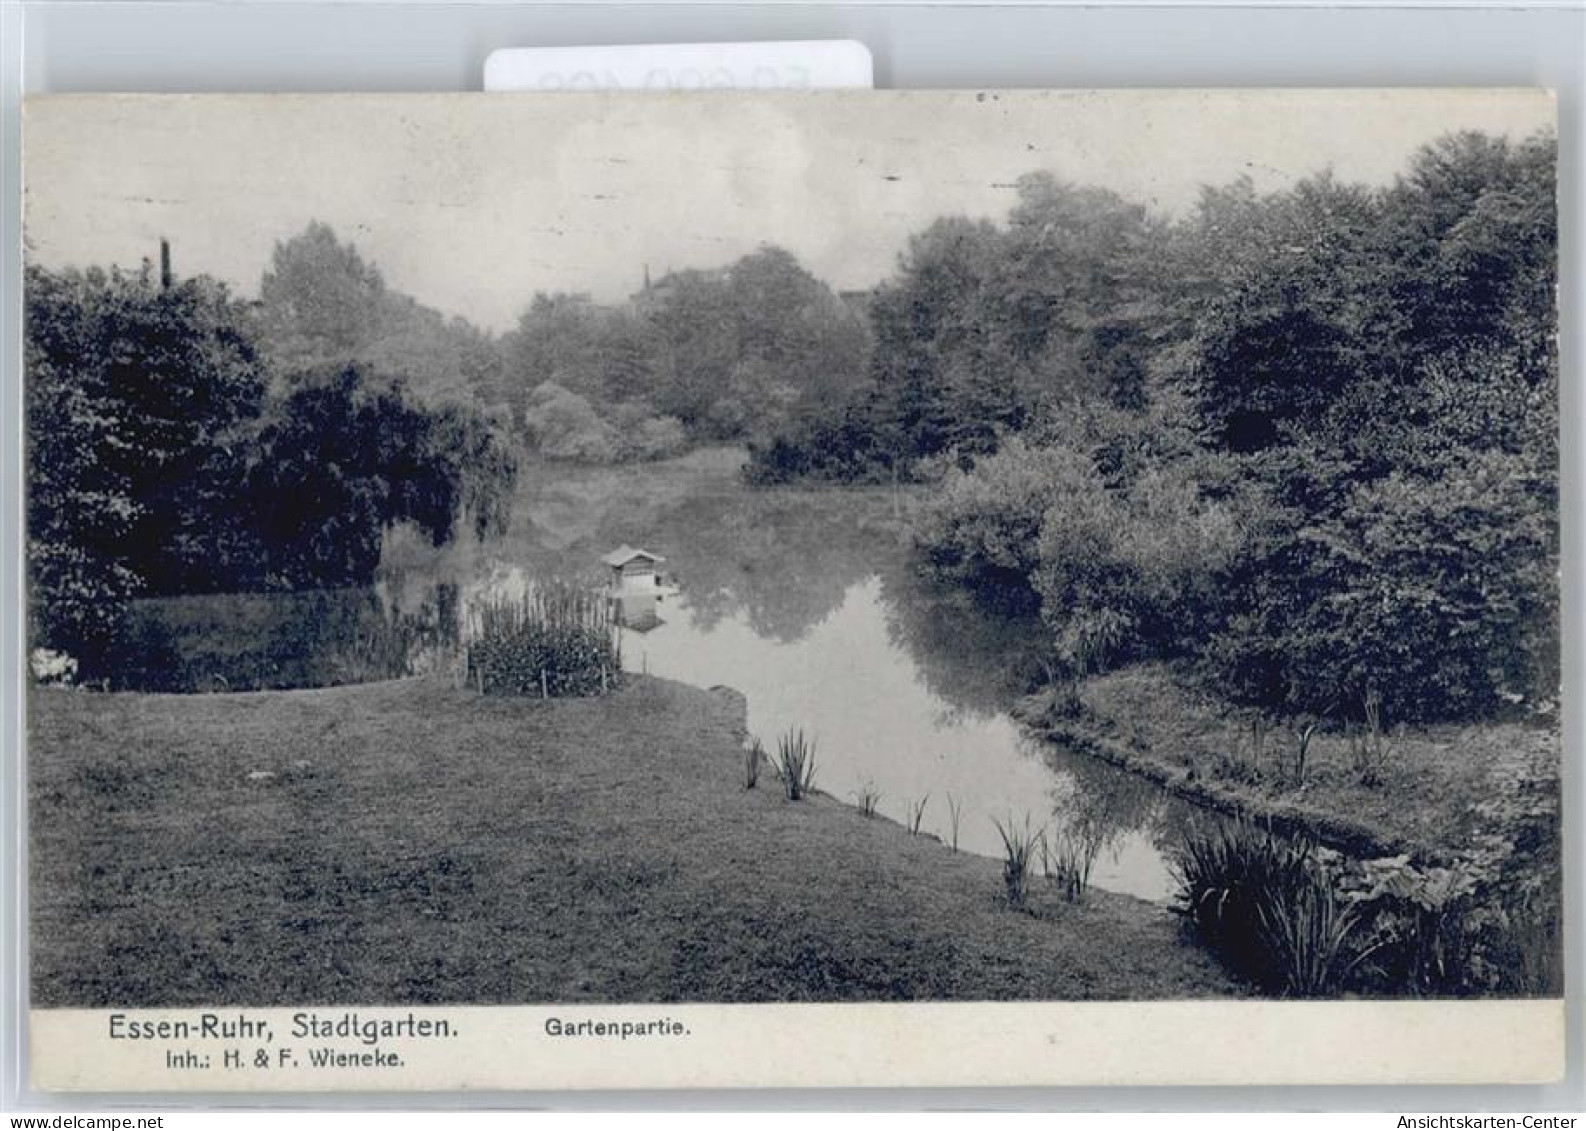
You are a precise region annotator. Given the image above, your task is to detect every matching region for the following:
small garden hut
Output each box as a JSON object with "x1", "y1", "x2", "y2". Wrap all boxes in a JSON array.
[{"x1": 601, "y1": 546, "x2": 666, "y2": 591}]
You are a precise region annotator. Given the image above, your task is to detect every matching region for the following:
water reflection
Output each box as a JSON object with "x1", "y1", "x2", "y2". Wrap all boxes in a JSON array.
[
  {"x1": 109, "y1": 582, "x2": 459, "y2": 693},
  {"x1": 617, "y1": 574, "x2": 1191, "y2": 902},
  {"x1": 878, "y1": 565, "x2": 1055, "y2": 721},
  {"x1": 611, "y1": 591, "x2": 664, "y2": 633}
]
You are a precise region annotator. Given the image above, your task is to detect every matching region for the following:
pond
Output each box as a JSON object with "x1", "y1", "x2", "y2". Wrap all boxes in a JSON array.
[
  {"x1": 396, "y1": 448, "x2": 1202, "y2": 903},
  {"x1": 119, "y1": 448, "x2": 1204, "y2": 904}
]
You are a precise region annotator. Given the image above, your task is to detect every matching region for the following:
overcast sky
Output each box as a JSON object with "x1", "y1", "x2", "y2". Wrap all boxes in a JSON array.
[{"x1": 25, "y1": 90, "x2": 1554, "y2": 334}]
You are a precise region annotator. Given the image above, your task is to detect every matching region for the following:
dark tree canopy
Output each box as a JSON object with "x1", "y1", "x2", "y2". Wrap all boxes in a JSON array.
[{"x1": 26, "y1": 257, "x2": 518, "y2": 675}]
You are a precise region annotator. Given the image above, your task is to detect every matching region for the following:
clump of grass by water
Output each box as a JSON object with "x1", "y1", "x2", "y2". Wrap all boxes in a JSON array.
[
  {"x1": 744, "y1": 738, "x2": 765, "y2": 790},
  {"x1": 1169, "y1": 820, "x2": 1377, "y2": 997},
  {"x1": 1348, "y1": 688, "x2": 1392, "y2": 786},
  {"x1": 993, "y1": 814, "x2": 1041, "y2": 911},
  {"x1": 945, "y1": 794, "x2": 962, "y2": 853},
  {"x1": 853, "y1": 780, "x2": 882, "y2": 817},
  {"x1": 774, "y1": 728, "x2": 818, "y2": 801},
  {"x1": 1257, "y1": 873, "x2": 1381, "y2": 997},
  {"x1": 466, "y1": 581, "x2": 621, "y2": 698},
  {"x1": 1039, "y1": 827, "x2": 1097, "y2": 904},
  {"x1": 906, "y1": 794, "x2": 930, "y2": 836}
]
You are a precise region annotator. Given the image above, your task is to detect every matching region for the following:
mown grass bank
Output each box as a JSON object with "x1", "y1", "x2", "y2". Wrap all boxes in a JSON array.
[{"x1": 30, "y1": 677, "x2": 1237, "y2": 1006}]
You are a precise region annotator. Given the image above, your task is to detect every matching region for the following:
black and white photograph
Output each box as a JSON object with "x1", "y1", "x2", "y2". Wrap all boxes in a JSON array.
[{"x1": 21, "y1": 89, "x2": 1562, "y2": 1085}]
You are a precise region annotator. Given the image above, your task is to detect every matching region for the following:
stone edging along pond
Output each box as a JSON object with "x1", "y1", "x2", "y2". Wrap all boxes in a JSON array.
[{"x1": 1010, "y1": 695, "x2": 1452, "y2": 868}]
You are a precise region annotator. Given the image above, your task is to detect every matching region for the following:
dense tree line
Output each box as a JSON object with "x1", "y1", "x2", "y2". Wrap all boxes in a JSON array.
[
  {"x1": 257, "y1": 224, "x2": 873, "y2": 462},
  {"x1": 746, "y1": 172, "x2": 1162, "y2": 485},
  {"x1": 502, "y1": 246, "x2": 870, "y2": 460},
  {"x1": 26, "y1": 260, "x2": 517, "y2": 676},
  {"x1": 751, "y1": 131, "x2": 1559, "y2": 725}
]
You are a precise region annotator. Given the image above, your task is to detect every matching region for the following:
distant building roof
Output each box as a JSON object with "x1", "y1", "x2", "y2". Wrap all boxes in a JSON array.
[{"x1": 601, "y1": 545, "x2": 666, "y2": 568}]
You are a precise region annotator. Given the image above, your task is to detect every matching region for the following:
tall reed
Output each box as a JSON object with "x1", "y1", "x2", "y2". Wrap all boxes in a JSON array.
[
  {"x1": 993, "y1": 814, "x2": 1041, "y2": 911},
  {"x1": 774, "y1": 728, "x2": 818, "y2": 801},
  {"x1": 744, "y1": 737, "x2": 765, "y2": 790},
  {"x1": 1039, "y1": 825, "x2": 1099, "y2": 904},
  {"x1": 1349, "y1": 688, "x2": 1391, "y2": 785},
  {"x1": 853, "y1": 780, "x2": 882, "y2": 817},
  {"x1": 466, "y1": 580, "x2": 622, "y2": 698},
  {"x1": 1170, "y1": 820, "x2": 1378, "y2": 997}
]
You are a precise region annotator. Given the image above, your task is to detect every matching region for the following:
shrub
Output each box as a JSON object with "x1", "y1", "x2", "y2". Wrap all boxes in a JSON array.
[
  {"x1": 914, "y1": 439, "x2": 1096, "y2": 612},
  {"x1": 466, "y1": 581, "x2": 621, "y2": 697},
  {"x1": 1034, "y1": 455, "x2": 1249, "y2": 673},
  {"x1": 1207, "y1": 449, "x2": 1555, "y2": 722},
  {"x1": 630, "y1": 414, "x2": 689, "y2": 461},
  {"x1": 743, "y1": 401, "x2": 896, "y2": 486},
  {"x1": 521, "y1": 382, "x2": 620, "y2": 462}
]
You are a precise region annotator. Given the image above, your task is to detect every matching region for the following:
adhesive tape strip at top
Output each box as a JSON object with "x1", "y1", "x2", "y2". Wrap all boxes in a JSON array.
[{"x1": 483, "y1": 41, "x2": 875, "y2": 92}]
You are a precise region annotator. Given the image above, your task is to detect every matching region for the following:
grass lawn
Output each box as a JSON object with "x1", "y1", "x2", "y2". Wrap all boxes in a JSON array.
[
  {"x1": 30, "y1": 676, "x2": 1238, "y2": 1006},
  {"x1": 1042, "y1": 661, "x2": 1560, "y2": 862}
]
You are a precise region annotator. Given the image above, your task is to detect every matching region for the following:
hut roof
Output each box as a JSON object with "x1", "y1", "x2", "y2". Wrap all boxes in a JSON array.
[{"x1": 600, "y1": 545, "x2": 666, "y2": 568}]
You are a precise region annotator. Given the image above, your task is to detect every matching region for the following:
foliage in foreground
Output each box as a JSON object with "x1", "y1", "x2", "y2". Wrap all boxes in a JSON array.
[{"x1": 1171, "y1": 798, "x2": 1561, "y2": 998}]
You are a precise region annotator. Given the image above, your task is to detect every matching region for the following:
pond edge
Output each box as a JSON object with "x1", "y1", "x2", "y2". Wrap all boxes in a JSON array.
[{"x1": 1011, "y1": 694, "x2": 1451, "y2": 867}]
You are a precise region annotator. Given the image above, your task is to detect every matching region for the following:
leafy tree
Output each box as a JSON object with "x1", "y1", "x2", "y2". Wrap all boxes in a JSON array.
[
  {"x1": 914, "y1": 438, "x2": 1095, "y2": 613},
  {"x1": 756, "y1": 176, "x2": 1164, "y2": 482},
  {"x1": 503, "y1": 246, "x2": 868, "y2": 455},
  {"x1": 1180, "y1": 174, "x2": 1385, "y2": 454},
  {"x1": 259, "y1": 221, "x2": 387, "y2": 372},
  {"x1": 245, "y1": 364, "x2": 517, "y2": 587},
  {"x1": 25, "y1": 263, "x2": 269, "y2": 603},
  {"x1": 260, "y1": 222, "x2": 508, "y2": 410},
  {"x1": 1208, "y1": 451, "x2": 1554, "y2": 722},
  {"x1": 27, "y1": 256, "x2": 519, "y2": 678},
  {"x1": 25, "y1": 267, "x2": 143, "y2": 664},
  {"x1": 872, "y1": 129, "x2": 1557, "y2": 725},
  {"x1": 519, "y1": 381, "x2": 621, "y2": 463}
]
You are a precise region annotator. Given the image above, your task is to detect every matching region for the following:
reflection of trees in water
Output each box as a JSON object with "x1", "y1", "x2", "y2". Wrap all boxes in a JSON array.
[
  {"x1": 658, "y1": 489, "x2": 903, "y2": 643},
  {"x1": 1044, "y1": 743, "x2": 1165, "y2": 852},
  {"x1": 877, "y1": 563, "x2": 1052, "y2": 719},
  {"x1": 109, "y1": 580, "x2": 463, "y2": 692},
  {"x1": 444, "y1": 458, "x2": 915, "y2": 645},
  {"x1": 1043, "y1": 737, "x2": 1231, "y2": 887}
]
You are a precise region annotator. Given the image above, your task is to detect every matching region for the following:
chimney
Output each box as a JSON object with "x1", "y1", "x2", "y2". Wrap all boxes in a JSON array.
[{"x1": 159, "y1": 238, "x2": 172, "y2": 290}]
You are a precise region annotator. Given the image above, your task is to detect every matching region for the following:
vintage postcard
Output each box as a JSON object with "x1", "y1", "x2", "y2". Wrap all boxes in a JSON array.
[{"x1": 21, "y1": 90, "x2": 1563, "y2": 1090}]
